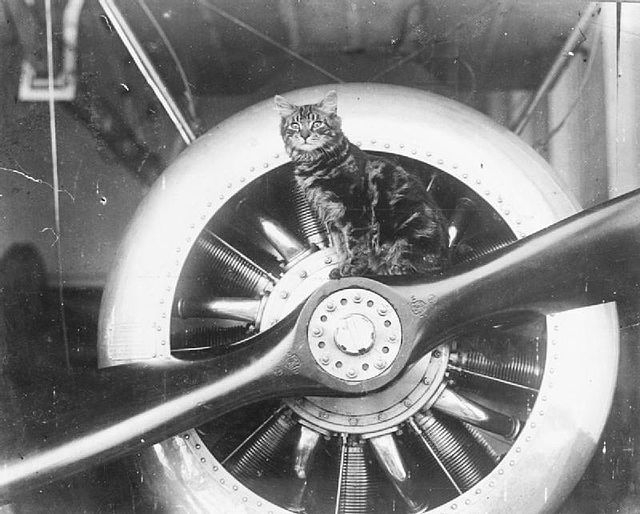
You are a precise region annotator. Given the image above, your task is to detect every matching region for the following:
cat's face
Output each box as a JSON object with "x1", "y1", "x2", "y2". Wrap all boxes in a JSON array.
[{"x1": 275, "y1": 91, "x2": 342, "y2": 155}]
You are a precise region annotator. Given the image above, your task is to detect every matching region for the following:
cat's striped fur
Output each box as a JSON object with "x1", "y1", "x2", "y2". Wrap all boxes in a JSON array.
[{"x1": 275, "y1": 91, "x2": 448, "y2": 276}]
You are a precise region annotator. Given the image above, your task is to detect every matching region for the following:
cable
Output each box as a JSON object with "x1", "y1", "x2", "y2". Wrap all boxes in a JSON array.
[
  {"x1": 533, "y1": 20, "x2": 603, "y2": 151},
  {"x1": 137, "y1": 0, "x2": 198, "y2": 121},
  {"x1": 45, "y1": 0, "x2": 71, "y2": 371},
  {"x1": 198, "y1": 0, "x2": 344, "y2": 84}
]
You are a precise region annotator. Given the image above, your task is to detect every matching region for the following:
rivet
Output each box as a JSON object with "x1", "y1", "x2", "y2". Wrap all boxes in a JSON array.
[
  {"x1": 263, "y1": 162, "x2": 269, "y2": 168},
  {"x1": 451, "y1": 504, "x2": 457, "y2": 510},
  {"x1": 274, "y1": 153, "x2": 280, "y2": 159},
  {"x1": 530, "y1": 422, "x2": 536, "y2": 429},
  {"x1": 326, "y1": 302, "x2": 336, "y2": 312},
  {"x1": 509, "y1": 460, "x2": 515, "y2": 466},
  {"x1": 516, "y1": 447, "x2": 521, "y2": 453},
  {"x1": 233, "y1": 485, "x2": 238, "y2": 491},
  {"x1": 207, "y1": 202, "x2": 212, "y2": 207},
  {"x1": 453, "y1": 164, "x2": 458, "y2": 169},
  {"x1": 280, "y1": 290, "x2": 289, "y2": 299},
  {"x1": 411, "y1": 149, "x2": 417, "y2": 155},
  {"x1": 324, "y1": 256, "x2": 333, "y2": 264},
  {"x1": 399, "y1": 144, "x2": 405, "y2": 149},
  {"x1": 371, "y1": 139, "x2": 377, "y2": 144},
  {"x1": 433, "y1": 350, "x2": 441, "y2": 358},
  {"x1": 465, "y1": 499, "x2": 471, "y2": 505},
  {"x1": 378, "y1": 413, "x2": 386, "y2": 420},
  {"x1": 242, "y1": 497, "x2": 247, "y2": 502},
  {"x1": 526, "y1": 436, "x2": 531, "y2": 442},
  {"x1": 349, "y1": 417, "x2": 358, "y2": 426},
  {"x1": 384, "y1": 143, "x2": 390, "y2": 149},
  {"x1": 437, "y1": 159, "x2": 444, "y2": 165},
  {"x1": 184, "y1": 434, "x2": 190, "y2": 439},
  {"x1": 475, "y1": 488, "x2": 481, "y2": 495},
  {"x1": 539, "y1": 411, "x2": 545, "y2": 416},
  {"x1": 346, "y1": 369, "x2": 358, "y2": 378},
  {"x1": 388, "y1": 334, "x2": 397, "y2": 342},
  {"x1": 220, "y1": 478, "x2": 225, "y2": 484},
  {"x1": 321, "y1": 412, "x2": 329, "y2": 419},
  {"x1": 504, "y1": 209, "x2": 510, "y2": 215},
  {"x1": 403, "y1": 399, "x2": 412, "y2": 407},
  {"x1": 161, "y1": 340, "x2": 166, "y2": 345},
  {"x1": 240, "y1": 176, "x2": 246, "y2": 182},
  {"x1": 462, "y1": 173, "x2": 468, "y2": 179},
  {"x1": 356, "y1": 141, "x2": 362, "y2": 146},
  {"x1": 200, "y1": 457, "x2": 206, "y2": 463},
  {"x1": 423, "y1": 377, "x2": 430, "y2": 384},
  {"x1": 299, "y1": 270, "x2": 308, "y2": 278},
  {"x1": 475, "y1": 179, "x2": 482, "y2": 185},
  {"x1": 213, "y1": 465, "x2": 218, "y2": 471},
  {"x1": 227, "y1": 182, "x2": 232, "y2": 188},
  {"x1": 489, "y1": 481, "x2": 495, "y2": 487},
  {"x1": 250, "y1": 166, "x2": 255, "y2": 172},
  {"x1": 498, "y1": 469, "x2": 504, "y2": 475},
  {"x1": 484, "y1": 190, "x2": 491, "y2": 196},
  {"x1": 195, "y1": 444, "x2": 201, "y2": 449}
]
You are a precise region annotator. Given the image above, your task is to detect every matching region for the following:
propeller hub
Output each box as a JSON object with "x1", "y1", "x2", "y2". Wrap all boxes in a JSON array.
[
  {"x1": 307, "y1": 288, "x2": 402, "y2": 382},
  {"x1": 333, "y1": 314, "x2": 375, "y2": 355}
]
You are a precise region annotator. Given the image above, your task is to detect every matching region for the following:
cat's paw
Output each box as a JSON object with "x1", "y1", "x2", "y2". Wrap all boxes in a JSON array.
[{"x1": 329, "y1": 267, "x2": 342, "y2": 280}]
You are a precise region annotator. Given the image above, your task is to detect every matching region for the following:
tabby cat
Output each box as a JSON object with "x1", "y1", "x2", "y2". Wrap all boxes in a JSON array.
[{"x1": 275, "y1": 90, "x2": 448, "y2": 277}]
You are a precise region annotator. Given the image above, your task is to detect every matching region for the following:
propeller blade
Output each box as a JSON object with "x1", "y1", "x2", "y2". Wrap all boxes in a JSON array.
[
  {"x1": 0, "y1": 307, "x2": 326, "y2": 500},
  {"x1": 391, "y1": 188, "x2": 640, "y2": 359}
]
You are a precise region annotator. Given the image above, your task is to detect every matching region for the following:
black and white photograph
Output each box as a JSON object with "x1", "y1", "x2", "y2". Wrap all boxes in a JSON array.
[{"x1": 0, "y1": 1, "x2": 639, "y2": 512}]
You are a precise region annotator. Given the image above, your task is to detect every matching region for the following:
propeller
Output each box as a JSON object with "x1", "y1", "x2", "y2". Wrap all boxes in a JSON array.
[{"x1": 1, "y1": 188, "x2": 638, "y2": 501}]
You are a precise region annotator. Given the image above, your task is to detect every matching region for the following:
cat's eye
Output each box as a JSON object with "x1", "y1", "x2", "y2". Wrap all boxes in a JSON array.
[
  {"x1": 312, "y1": 121, "x2": 323, "y2": 129},
  {"x1": 290, "y1": 122, "x2": 300, "y2": 130}
]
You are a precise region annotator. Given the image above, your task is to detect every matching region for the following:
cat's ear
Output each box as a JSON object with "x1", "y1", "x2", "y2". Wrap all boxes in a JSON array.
[
  {"x1": 318, "y1": 90, "x2": 338, "y2": 115},
  {"x1": 274, "y1": 95, "x2": 296, "y2": 117}
]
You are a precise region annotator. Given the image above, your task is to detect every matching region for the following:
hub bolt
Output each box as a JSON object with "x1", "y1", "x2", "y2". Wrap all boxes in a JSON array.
[
  {"x1": 374, "y1": 359, "x2": 387, "y2": 370},
  {"x1": 326, "y1": 302, "x2": 336, "y2": 312},
  {"x1": 312, "y1": 327, "x2": 323, "y2": 337},
  {"x1": 280, "y1": 291, "x2": 289, "y2": 299},
  {"x1": 377, "y1": 306, "x2": 388, "y2": 316},
  {"x1": 388, "y1": 334, "x2": 397, "y2": 343},
  {"x1": 324, "y1": 256, "x2": 333, "y2": 264},
  {"x1": 346, "y1": 368, "x2": 358, "y2": 379},
  {"x1": 299, "y1": 270, "x2": 308, "y2": 279},
  {"x1": 320, "y1": 356, "x2": 330, "y2": 365},
  {"x1": 353, "y1": 293, "x2": 362, "y2": 303},
  {"x1": 433, "y1": 350, "x2": 441, "y2": 358}
]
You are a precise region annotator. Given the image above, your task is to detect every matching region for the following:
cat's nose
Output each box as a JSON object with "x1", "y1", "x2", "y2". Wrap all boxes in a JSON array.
[{"x1": 300, "y1": 128, "x2": 311, "y2": 140}]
